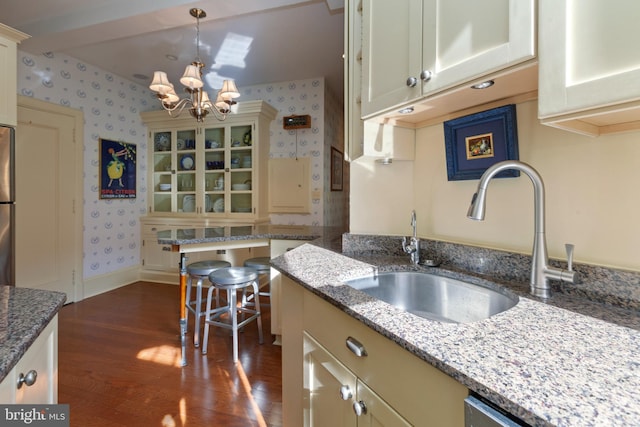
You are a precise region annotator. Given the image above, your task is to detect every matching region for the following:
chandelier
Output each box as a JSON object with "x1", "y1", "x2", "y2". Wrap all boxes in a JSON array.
[{"x1": 149, "y1": 8, "x2": 240, "y2": 122}]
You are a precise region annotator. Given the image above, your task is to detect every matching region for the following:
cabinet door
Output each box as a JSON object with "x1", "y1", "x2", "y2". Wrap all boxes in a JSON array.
[
  {"x1": 268, "y1": 158, "x2": 310, "y2": 213},
  {"x1": 361, "y1": 0, "x2": 423, "y2": 117},
  {"x1": 361, "y1": 0, "x2": 535, "y2": 118},
  {"x1": 227, "y1": 124, "x2": 255, "y2": 216},
  {"x1": 424, "y1": 0, "x2": 535, "y2": 95},
  {"x1": 0, "y1": 316, "x2": 59, "y2": 404},
  {"x1": 538, "y1": 0, "x2": 640, "y2": 135},
  {"x1": 345, "y1": 0, "x2": 365, "y2": 161},
  {"x1": 150, "y1": 127, "x2": 198, "y2": 214},
  {"x1": 356, "y1": 381, "x2": 411, "y2": 427},
  {"x1": 304, "y1": 332, "x2": 357, "y2": 427}
]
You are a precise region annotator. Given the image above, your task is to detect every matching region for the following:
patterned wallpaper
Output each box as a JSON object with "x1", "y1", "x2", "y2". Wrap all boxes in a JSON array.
[{"x1": 16, "y1": 50, "x2": 345, "y2": 280}]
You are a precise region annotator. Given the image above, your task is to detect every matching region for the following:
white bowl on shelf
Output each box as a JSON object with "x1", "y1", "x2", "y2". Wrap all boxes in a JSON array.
[
  {"x1": 159, "y1": 183, "x2": 171, "y2": 191},
  {"x1": 232, "y1": 183, "x2": 250, "y2": 191}
]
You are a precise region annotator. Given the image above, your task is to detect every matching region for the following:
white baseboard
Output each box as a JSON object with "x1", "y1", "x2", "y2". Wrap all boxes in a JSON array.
[
  {"x1": 81, "y1": 266, "x2": 140, "y2": 300},
  {"x1": 139, "y1": 269, "x2": 180, "y2": 285}
]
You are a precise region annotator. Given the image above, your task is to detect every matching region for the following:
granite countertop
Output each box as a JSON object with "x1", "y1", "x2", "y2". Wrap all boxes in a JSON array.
[
  {"x1": 156, "y1": 223, "x2": 343, "y2": 250},
  {"x1": 271, "y1": 243, "x2": 640, "y2": 427},
  {"x1": 0, "y1": 286, "x2": 66, "y2": 383}
]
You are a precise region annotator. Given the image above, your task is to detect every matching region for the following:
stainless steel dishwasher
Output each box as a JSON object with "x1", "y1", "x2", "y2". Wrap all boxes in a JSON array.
[{"x1": 465, "y1": 395, "x2": 529, "y2": 427}]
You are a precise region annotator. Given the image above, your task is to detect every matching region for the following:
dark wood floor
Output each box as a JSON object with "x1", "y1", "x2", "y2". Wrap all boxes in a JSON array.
[{"x1": 58, "y1": 281, "x2": 282, "y2": 426}]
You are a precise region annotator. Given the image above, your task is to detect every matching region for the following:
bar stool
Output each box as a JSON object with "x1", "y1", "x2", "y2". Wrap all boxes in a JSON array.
[
  {"x1": 185, "y1": 260, "x2": 231, "y2": 347},
  {"x1": 243, "y1": 256, "x2": 271, "y2": 306},
  {"x1": 203, "y1": 267, "x2": 264, "y2": 362}
]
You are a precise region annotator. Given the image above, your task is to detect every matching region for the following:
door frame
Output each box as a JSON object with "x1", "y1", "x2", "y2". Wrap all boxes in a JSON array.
[{"x1": 17, "y1": 96, "x2": 84, "y2": 302}]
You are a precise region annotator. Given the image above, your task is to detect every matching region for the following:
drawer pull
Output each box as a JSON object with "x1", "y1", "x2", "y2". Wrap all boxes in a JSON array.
[
  {"x1": 339, "y1": 385, "x2": 353, "y2": 400},
  {"x1": 353, "y1": 400, "x2": 367, "y2": 416},
  {"x1": 346, "y1": 336, "x2": 367, "y2": 357},
  {"x1": 162, "y1": 246, "x2": 172, "y2": 252},
  {"x1": 17, "y1": 370, "x2": 37, "y2": 389}
]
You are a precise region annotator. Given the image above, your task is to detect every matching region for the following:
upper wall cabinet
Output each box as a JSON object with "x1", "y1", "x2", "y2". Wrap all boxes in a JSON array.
[
  {"x1": 344, "y1": 0, "x2": 365, "y2": 161},
  {"x1": 538, "y1": 0, "x2": 640, "y2": 136},
  {"x1": 141, "y1": 101, "x2": 277, "y2": 223},
  {"x1": 360, "y1": 0, "x2": 536, "y2": 120},
  {"x1": 0, "y1": 24, "x2": 29, "y2": 127}
]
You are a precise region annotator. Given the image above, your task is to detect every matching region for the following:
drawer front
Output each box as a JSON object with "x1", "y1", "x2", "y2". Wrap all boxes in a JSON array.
[{"x1": 303, "y1": 291, "x2": 467, "y2": 426}]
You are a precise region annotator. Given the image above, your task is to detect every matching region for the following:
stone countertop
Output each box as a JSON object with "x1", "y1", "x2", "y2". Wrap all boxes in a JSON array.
[
  {"x1": 271, "y1": 243, "x2": 640, "y2": 427},
  {"x1": 156, "y1": 223, "x2": 343, "y2": 250},
  {"x1": 0, "y1": 286, "x2": 66, "y2": 383}
]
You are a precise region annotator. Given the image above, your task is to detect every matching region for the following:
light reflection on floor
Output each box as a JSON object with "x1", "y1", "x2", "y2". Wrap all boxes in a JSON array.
[{"x1": 137, "y1": 345, "x2": 268, "y2": 426}]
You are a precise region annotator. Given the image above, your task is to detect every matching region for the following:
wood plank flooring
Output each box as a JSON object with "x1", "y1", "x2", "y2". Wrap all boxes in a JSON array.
[{"x1": 58, "y1": 281, "x2": 282, "y2": 426}]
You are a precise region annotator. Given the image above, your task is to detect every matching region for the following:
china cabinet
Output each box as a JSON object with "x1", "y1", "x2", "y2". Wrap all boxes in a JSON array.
[
  {"x1": 360, "y1": 0, "x2": 535, "y2": 119},
  {"x1": 141, "y1": 100, "x2": 277, "y2": 222},
  {"x1": 0, "y1": 24, "x2": 29, "y2": 127},
  {"x1": 0, "y1": 316, "x2": 58, "y2": 404},
  {"x1": 282, "y1": 276, "x2": 468, "y2": 426},
  {"x1": 538, "y1": 0, "x2": 640, "y2": 136}
]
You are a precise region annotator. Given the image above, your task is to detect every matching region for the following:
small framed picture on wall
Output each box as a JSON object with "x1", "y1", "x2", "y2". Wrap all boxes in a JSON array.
[{"x1": 331, "y1": 147, "x2": 343, "y2": 191}]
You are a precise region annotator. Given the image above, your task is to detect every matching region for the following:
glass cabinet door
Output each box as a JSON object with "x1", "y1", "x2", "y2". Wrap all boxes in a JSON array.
[
  {"x1": 202, "y1": 123, "x2": 254, "y2": 216},
  {"x1": 203, "y1": 126, "x2": 226, "y2": 214},
  {"x1": 175, "y1": 129, "x2": 197, "y2": 213},
  {"x1": 152, "y1": 131, "x2": 173, "y2": 213},
  {"x1": 229, "y1": 124, "x2": 253, "y2": 215},
  {"x1": 151, "y1": 128, "x2": 197, "y2": 214}
]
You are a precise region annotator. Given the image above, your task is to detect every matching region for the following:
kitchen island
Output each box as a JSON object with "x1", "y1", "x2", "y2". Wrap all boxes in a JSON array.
[
  {"x1": 271, "y1": 240, "x2": 640, "y2": 427},
  {"x1": 0, "y1": 285, "x2": 66, "y2": 403},
  {"x1": 156, "y1": 224, "x2": 343, "y2": 364}
]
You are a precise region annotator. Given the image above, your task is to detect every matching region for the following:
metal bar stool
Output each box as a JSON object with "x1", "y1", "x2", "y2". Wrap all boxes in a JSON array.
[
  {"x1": 185, "y1": 260, "x2": 231, "y2": 347},
  {"x1": 203, "y1": 267, "x2": 264, "y2": 362},
  {"x1": 243, "y1": 256, "x2": 271, "y2": 306}
]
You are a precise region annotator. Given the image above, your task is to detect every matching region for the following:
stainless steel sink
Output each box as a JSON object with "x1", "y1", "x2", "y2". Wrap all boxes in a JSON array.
[{"x1": 345, "y1": 271, "x2": 518, "y2": 323}]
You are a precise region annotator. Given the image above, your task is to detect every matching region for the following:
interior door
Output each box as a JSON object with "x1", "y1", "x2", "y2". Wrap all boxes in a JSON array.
[{"x1": 16, "y1": 98, "x2": 82, "y2": 302}]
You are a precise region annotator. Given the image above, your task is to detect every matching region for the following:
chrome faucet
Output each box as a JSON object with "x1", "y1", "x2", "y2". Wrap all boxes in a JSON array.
[
  {"x1": 467, "y1": 160, "x2": 577, "y2": 299},
  {"x1": 402, "y1": 210, "x2": 420, "y2": 265}
]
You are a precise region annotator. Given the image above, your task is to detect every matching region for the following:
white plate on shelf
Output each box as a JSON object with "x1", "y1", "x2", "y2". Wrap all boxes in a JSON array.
[
  {"x1": 183, "y1": 195, "x2": 195, "y2": 212},
  {"x1": 213, "y1": 198, "x2": 224, "y2": 213},
  {"x1": 154, "y1": 134, "x2": 170, "y2": 151},
  {"x1": 177, "y1": 139, "x2": 185, "y2": 150},
  {"x1": 180, "y1": 155, "x2": 194, "y2": 170}
]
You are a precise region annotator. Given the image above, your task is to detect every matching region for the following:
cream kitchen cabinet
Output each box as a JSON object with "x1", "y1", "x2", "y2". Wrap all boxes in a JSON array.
[
  {"x1": 304, "y1": 332, "x2": 411, "y2": 426},
  {"x1": 344, "y1": 0, "x2": 365, "y2": 161},
  {"x1": 538, "y1": 0, "x2": 640, "y2": 136},
  {"x1": 282, "y1": 276, "x2": 468, "y2": 427},
  {"x1": 360, "y1": 0, "x2": 536, "y2": 119},
  {"x1": 0, "y1": 24, "x2": 28, "y2": 127},
  {"x1": 0, "y1": 315, "x2": 58, "y2": 404},
  {"x1": 141, "y1": 100, "x2": 277, "y2": 222}
]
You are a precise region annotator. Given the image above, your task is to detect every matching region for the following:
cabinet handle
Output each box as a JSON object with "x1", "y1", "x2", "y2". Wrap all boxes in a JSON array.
[
  {"x1": 353, "y1": 400, "x2": 367, "y2": 416},
  {"x1": 346, "y1": 336, "x2": 367, "y2": 357},
  {"x1": 406, "y1": 76, "x2": 418, "y2": 88},
  {"x1": 339, "y1": 385, "x2": 353, "y2": 400},
  {"x1": 420, "y1": 70, "x2": 433, "y2": 82},
  {"x1": 17, "y1": 370, "x2": 37, "y2": 389},
  {"x1": 162, "y1": 246, "x2": 172, "y2": 252}
]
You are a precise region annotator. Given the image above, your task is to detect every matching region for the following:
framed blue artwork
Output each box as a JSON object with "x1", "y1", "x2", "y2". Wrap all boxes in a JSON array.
[{"x1": 443, "y1": 104, "x2": 519, "y2": 181}]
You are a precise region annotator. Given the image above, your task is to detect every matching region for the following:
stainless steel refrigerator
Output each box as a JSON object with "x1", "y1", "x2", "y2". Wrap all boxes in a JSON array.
[{"x1": 0, "y1": 126, "x2": 15, "y2": 286}]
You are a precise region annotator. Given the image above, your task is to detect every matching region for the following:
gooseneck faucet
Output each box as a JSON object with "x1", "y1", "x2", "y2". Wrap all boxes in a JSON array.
[
  {"x1": 467, "y1": 160, "x2": 577, "y2": 299},
  {"x1": 402, "y1": 210, "x2": 420, "y2": 265}
]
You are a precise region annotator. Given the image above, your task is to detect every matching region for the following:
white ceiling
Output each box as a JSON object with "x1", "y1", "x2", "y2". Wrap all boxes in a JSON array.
[{"x1": 0, "y1": 0, "x2": 345, "y2": 98}]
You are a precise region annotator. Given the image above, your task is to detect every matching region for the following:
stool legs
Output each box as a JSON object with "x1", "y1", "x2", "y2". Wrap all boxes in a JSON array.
[
  {"x1": 185, "y1": 275, "x2": 206, "y2": 347},
  {"x1": 202, "y1": 280, "x2": 263, "y2": 363}
]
